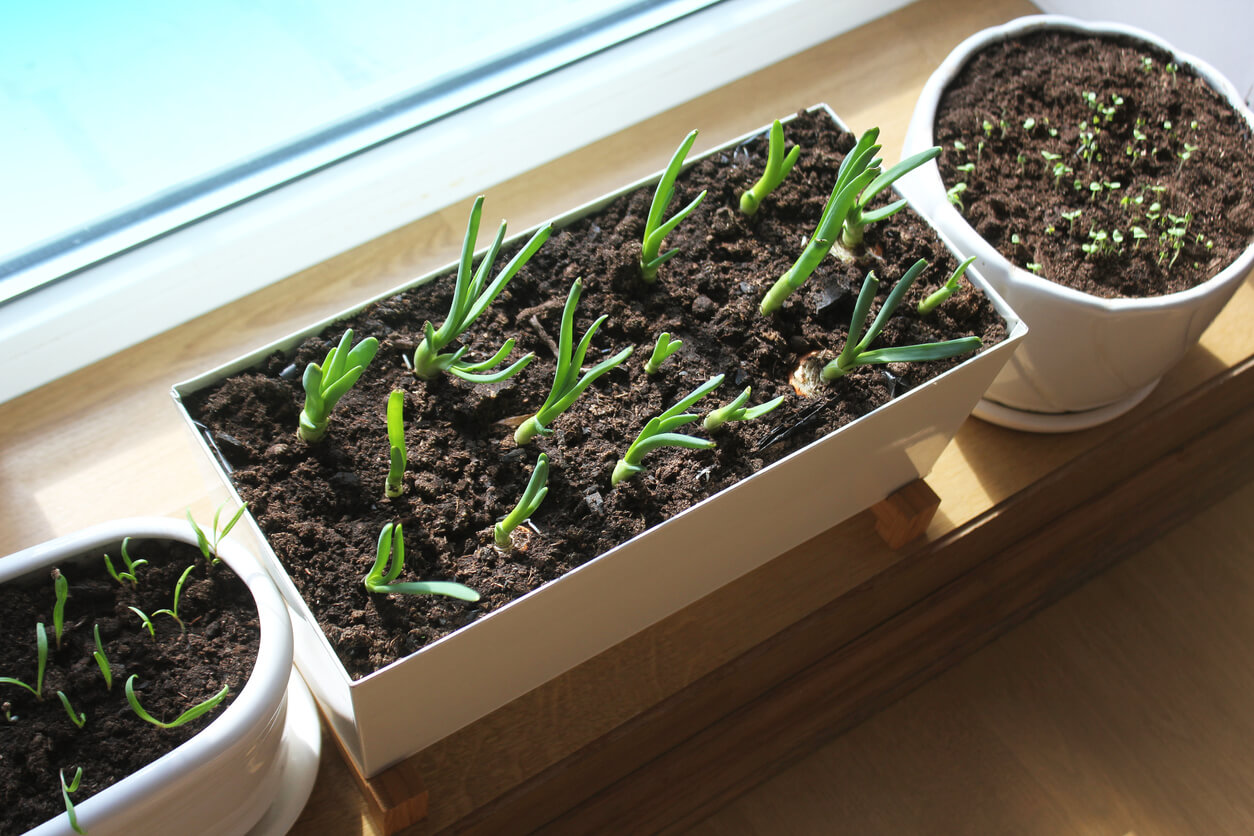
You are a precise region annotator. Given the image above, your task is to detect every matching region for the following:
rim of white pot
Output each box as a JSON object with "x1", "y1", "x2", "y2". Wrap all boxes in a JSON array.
[
  {"x1": 3, "y1": 517, "x2": 294, "y2": 836},
  {"x1": 907, "y1": 14, "x2": 1254, "y2": 314}
]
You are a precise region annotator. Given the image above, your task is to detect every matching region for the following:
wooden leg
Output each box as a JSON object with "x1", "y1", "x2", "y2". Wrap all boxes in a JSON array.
[{"x1": 870, "y1": 479, "x2": 940, "y2": 549}]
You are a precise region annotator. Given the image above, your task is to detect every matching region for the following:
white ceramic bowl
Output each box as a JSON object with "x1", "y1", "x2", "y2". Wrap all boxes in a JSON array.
[
  {"x1": 899, "y1": 15, "x2": 1254, "y2": 430},
  {"x1": 6, "y1": 518, "x2": 296, "y2": 836}
]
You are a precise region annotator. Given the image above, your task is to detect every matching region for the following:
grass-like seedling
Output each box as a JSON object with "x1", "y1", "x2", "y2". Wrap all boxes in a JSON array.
[
  {"x1": 918, "y1": 255, "x2": 978, "y2": 315},
  {"x1": 644, "y1": 332, "x2": 683, "y2": 375},
  {"x1": 1, "y1": 622, "x2": 48, "y2": 700},
  {"x1": 514, "y1": 279, "x2": 634, "y2": 444},
  {"x1": 93, "y1": 625, "x2": 112, "y2": 691},
  {"x1": 494, "y1": 453, "x2": 549, "y2": 550},
  {"x1": 839, "y1": 135, "x2": 941, "y2": 249},
  {"x1": 740, "y1": 119, "x2": 800, "y2": 216},
  {"x1": 125, "y1": 674, "x2": 229, "y2": 729},
  {"x1": 52, "y1": 568, "x2": 68, "y2": 650},
  {"x1": 703, "y1": 386, "x2": 786, "y2": 432},
  {"x1": 61, "y1": 767, "x2": 85, "y2": 835},
  {"x1": 128, "y1": 606, "x2": 157, "y2": 640},
  {"x1": 385, "y1": 389, "x2": 407, "y2": 499},
  {"x1": 412, "y1": 196, "x2": 549, "y2": 381},
  {"x1": 188, "y1": 501, "x2": 247, "y2": 566},
  {"x1": 153, "y1": 565, "x2": 195, "y2": 633},
  {"x1": 104, "y1": 536, "x2": 147, "y2": 586},
  {"x1": 641, "y1": 130, "x2": 707, "y2": 282},
  {"x1": 821, "y1": 259, "x2": 983, "y2": 382},
  {"x1": 366, "y1": 523, "x2": 481, "y2": 601},
  {"x1": 58, "y1": 691, "x2": 86, "y2": 729},
  {"x1": 612, "y1": 375, "x2": 722, "y2": 486},
  {"x1": 299, "y1": 328, "x2": 379, "y2": 442}
]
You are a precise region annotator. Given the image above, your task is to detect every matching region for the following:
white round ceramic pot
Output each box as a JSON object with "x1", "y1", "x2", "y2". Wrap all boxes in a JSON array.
[
  {"x1": 899, "y1": 15, "x2": 1254, "y2": 431},
  {"x1": 5, "y1": 518, "x2": 314, "y2": 836}
]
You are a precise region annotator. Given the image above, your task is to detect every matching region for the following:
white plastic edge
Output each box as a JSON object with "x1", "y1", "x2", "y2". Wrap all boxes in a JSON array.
[{"x1": 0, "y1": 0, "x2": 914, "y2": 404}]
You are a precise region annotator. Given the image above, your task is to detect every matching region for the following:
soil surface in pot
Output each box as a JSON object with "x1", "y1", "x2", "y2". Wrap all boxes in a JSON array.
[
  {"x1": 0, "y1": 540, "x2": 260, "y2": 834},
  {"x1": 186, "y1": 109, "x2": 1006, "y2": 680},
  {"x1": 935, "y1": 30, "x2": 1254, "y2": 298}
]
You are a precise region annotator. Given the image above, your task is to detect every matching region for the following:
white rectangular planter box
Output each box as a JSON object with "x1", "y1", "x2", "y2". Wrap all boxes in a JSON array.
[{"x1": 172, "y1": 105, "x2": 1027, "y2": 777}]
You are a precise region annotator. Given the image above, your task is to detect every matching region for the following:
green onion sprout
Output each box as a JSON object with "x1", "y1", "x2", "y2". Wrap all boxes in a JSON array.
[
  {"x1": 128, "y1": 606, "x2": 157, "y2": 640},
  {"x1": 52, "y1": 568, "x2": 68, "y2": 650},
  {"x1": 411, "y1": 195, "x2": 548, "y2": 382},
  {"x1": 187, "y1": 501, "x2": 247, "y2": 565},
  {"x1": 299, "y1": 328, "x2": 379, "y2": 442},
  {"x1": 821, "y1": 259, "x2": 983, "y2": 382},
  {"x1": 613, "y1": 375, "x2": 722, "y2": 486},
  {"x1": 644, "y1": 332, "x2": 683, "y2": 375},
  {"x1": 385, "y1": 389, "x2": 407, "y2": 499},
  {"x1": 641, "y1": 130, "x2": 707, "y2": 282},
  {"x1": 365, "y1": 523, "x2": 481, "y2": 601},
  {"x1": 514, "y1": 278, "x2": 633, "y2": 444},
  {"x1": 0, "y1": 622, "x2": 48, "y2": 700},
  {"x1": 494, "y1": 453, "x2": 549, "y2": 550},
  {"x1": 740, "y1": 119, "x2": 800, "y2": 216},
  {"x1": 103, "y1": 536, "x2": 147, "y2": 586},
  {"x1": 93, "y1": 625, "x2": 112, "y2": 691},
  {"x1": 917, "y1": 255, "x2": 977, "y2": 315},
  {"x1": 702, "y1": 387, "x2": 786, "y2": 432},
  {"x1": 58, "y1": 691, "x2": 86, "y2": 729},
  {"x1": 61, "y1": 768, "x2": 85, "y2": 835},
  {"x1": 153, "y1": 565, "x2": 195, "y2": 633},
  {"x1": 125, "y1": 674, "x2": 229, "y2": 729}
]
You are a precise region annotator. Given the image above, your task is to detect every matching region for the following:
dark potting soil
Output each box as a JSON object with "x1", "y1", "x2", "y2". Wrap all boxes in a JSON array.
[
  {"x1": 0, "y1": 539, "x2": 260, "y2": 835},
  {"x1": 185, "y1": 109, "x2": 1006, "y2": 681},
  {"x1": 934, "y1": 30, "x2": 1254, "y2": 298}
]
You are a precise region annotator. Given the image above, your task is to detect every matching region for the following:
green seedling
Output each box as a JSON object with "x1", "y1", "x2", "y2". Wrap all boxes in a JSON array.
[
  {"x1": 640, "y1": 130, "x2": 707, "y2": 282},
  {"x1": 58, "y1": 691, "x2": 86, "y2": 729},
  {"x1": 299, "y1": 328, "x2": 379, "y2": 442},
  {"x1": 61, "y1": 768, "x2": 85, "y2": 835},
  {"x1": 188, "y1": 501, "x2": 247, "y2": 565},
  {"x1": 1061, "y1": 209, "x2": 1083, "y2": 231},
  {"x1": 840, "y1": 131, "x2": 941, "y2": 249},
  {"x1": 93, "y1": 625, "x2": 112, "y2": 691},
  {"x1": 1, "y1": 622, "x2": 48, "y2": 700},
  {"x1": 385, "y1": 389, "x2": 407, "y2": 499},
  {"x1": 128, "y1": 606, "x2": 157, "y2": 640},
  {"x1": 613, "y1": 375, "x2": 722, "y2": 486},
  {"x1": 918, "y1": 255, "x2": 978, "y2": 315},
  {"x1": 644, "y1": 332, "x2": 683, "y2": 375},
  {"x1": 412, "y1": 196, "x2": 548, "y2": 381},
  {"x1": 153, "y1": 565, "x2": 195, "y2": 633},
  {"x1": 946, "y1": 181, "x2": 967, "y2": 210},
  {"x1": 104, "y1": 536, "x2": 147, "y2": 587},
  {"x1": 740, "y1": 119, "x2": 801, "y2": 216},
  {"x1": 366, "y1": 523, "x2": 481, "y2": 601},
  {"x1": 494, "y1": 453, "x2": 549, "y2": 550},
  {"x1": 514, "y1": 279, "x2": 634, "y2": 444},
  {"x1": 52, "y1": 568, "x2": 68, "y2": 650},
  {"x1": 702, "y1": 387, "x2": 785, "y2": 432},
  {"x1": 125, "y1": 674, "x2": 229, "y2": 729},
  {"x1": 821, "y1": 259, "x2": 983, "y2": 382},
  {"x1": 3, "y1": 701, "x2": 13, "y2": 722}
]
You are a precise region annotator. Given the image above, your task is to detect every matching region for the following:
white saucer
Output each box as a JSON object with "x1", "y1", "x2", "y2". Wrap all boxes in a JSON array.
[
  {"x1": 246, "y1": 670, "x2": 322, "y2": 836},
  {"x1": 971, "y1": 380, "x2": 1159, "y2": 433}
]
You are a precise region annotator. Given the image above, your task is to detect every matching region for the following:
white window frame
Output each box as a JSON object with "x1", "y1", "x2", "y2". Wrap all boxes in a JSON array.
[{"x1": 0, "y1": 0, "x2": 912, "y2": 403}]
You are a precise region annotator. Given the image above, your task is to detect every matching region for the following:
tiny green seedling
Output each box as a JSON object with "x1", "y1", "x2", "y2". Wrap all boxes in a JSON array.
[
  {"x1": 104, "y1": 536, "x2": 147, "y2": 586},
  {"x1": 494, "y1": 453, "x2": 549, "y2": 550},
  {"x1": 3, "y1": 701, "x2": 13, "y2": 722},
  {"x1": 128, "y1": 606, "x2": 157, "y2": 640},
  {"x1": 514, "y1": 279, "x2": 634, "y2": 444},
  {"x1": 93, "y1": 625, "x2": 112, "y2": 691},
  {"x1": 125, "y1": 674, "x2": 229, "y2": 729},
  {"x1": 641, "y1": 130, "x2": 707, "y2": 282},
  {"x1": 188, "y1": 501, "x2": 247, "y2": 566},
  {"x1": 644, "y1": 332, "x2": 683, "y2": 375},
  {"x1": 613, "y1": 375, "x2": 722, "y2": 486},
  {"x1": 703, "y1": 386, "x2": 785, "y2": 432},
  {"x1": 821, "y1": 259, "x2": 983, "y2": 382},
  {"x1": 299, "y1": 328, "x2": 379, "y2": 442},
  {"x1": 52, "y1": 568, "x2": 68, "y2": 650},
  {"x1": 918, "y1": 255, "x2": 978, "y2": 315},
  {"x1": 61, "y1": 767, "x2": 85, "y2": 835},
  {"x1": 58, "y1": 691, "x2": 86, "y2": 729},
  {"x1": 153, "y1": 565, "x2": 196, "y2": 633},
  {"x1": 385, "y1": 389, "x2": 407, "y2": 499},
  {"x1": 1, "y1": 622, "x2": 48, "y2": 700},
  {"x1": 740, "y1": 119, "x2": 801, "y2": 216},
  {"x1": 365, "y1": 523, "x2": 481, "y2": 601},
  {"x1": 412, "y1": 195, "x2": 548, "y2": 381}
]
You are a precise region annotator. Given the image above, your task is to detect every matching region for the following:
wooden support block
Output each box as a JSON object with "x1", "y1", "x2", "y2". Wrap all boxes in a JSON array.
[
  {"x1": 329, "y1": 722, "x2": 429, "y2": 834},
  {"x1": 871, "y1": 479, "x2": 941, "y2": 549}
]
